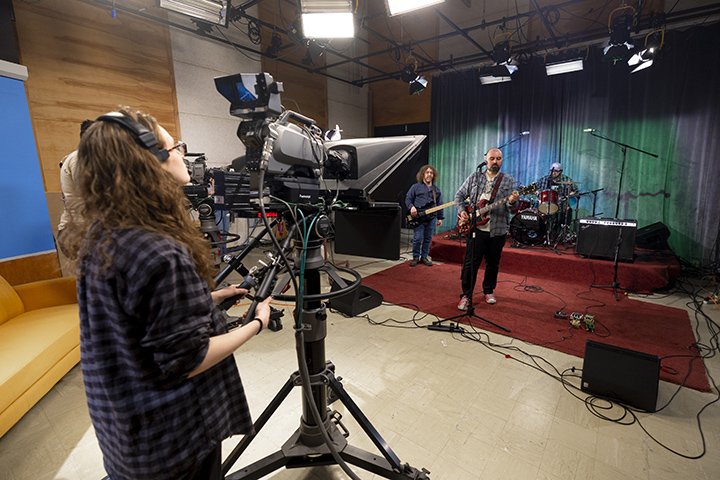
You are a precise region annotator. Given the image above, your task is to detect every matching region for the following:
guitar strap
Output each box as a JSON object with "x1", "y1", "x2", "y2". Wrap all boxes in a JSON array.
[
  {"x1": 431, "y1": 185, "x2": 437, "y2": 206},
  {"x1": 489, "y1": 173, "x2": 504, "y2": 203}
]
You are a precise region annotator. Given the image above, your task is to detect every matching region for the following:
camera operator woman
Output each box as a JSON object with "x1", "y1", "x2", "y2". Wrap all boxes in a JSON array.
[{"x1": 60, "y1": 107, "x2": 271, "y2": 480}]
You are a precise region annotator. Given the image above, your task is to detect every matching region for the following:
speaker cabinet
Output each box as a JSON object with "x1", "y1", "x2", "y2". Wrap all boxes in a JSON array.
[
  {"x1": 581, "y1": 340, "x2": 660, "y2": 412},
  {"x1": 636, "y1": 222, "x2": 670, "y2": 250},
  {"x1": 576, "y1": 218, "x2": 637, "y2": 262},
  {"x1": 333, "y1": 204, "x2": 401, "y2": 260},
  {"x1": 328, "y1": 282, "x2": 383, "y2": 316}
]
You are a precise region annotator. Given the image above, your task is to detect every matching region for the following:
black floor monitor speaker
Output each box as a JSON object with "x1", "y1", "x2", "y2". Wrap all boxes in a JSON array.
[
  {"x1": 581, "y1": 340, "x2": 660, "y2": 412},
  {"x1": 328, "y1": 281, "x2": 383, "y2": 316},
  {"x1": 576, "y1": 218, "x2": 637, "y2": 262},
  {"x1": 635, "y1": 222, "x2": 671, "y2": 250}
]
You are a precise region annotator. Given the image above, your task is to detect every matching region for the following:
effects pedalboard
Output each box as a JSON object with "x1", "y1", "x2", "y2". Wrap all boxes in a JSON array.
[{"x1": 554, "y1": 310, "x2": 595, "y2": 332}]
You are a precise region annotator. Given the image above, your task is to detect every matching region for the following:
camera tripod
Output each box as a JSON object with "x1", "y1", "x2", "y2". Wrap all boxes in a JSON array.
[{"x1": 221, "y1": 229, "x2": 430, "y2": 479}]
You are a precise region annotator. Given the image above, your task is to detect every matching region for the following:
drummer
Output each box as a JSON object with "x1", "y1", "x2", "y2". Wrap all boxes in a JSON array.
[
  {"x1": 537, "y1": 162, "x2": 578, "y2": 225},
  {"x1": 537, "y1": 162, "x2": 578, "y2": 199}
]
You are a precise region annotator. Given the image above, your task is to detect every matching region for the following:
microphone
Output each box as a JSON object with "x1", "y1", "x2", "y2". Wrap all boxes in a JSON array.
[
  {"x1": 520, "y1": 131, "x2": 530, "y2": 136},
  {"x1": 583, "y1": 128, "x2": 596, "y2": 133}
]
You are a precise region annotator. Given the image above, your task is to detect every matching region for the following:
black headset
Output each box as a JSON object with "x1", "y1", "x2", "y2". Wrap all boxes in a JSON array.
[{"x1": 95, "y1": 112, "x2": 169, "y2": 162}]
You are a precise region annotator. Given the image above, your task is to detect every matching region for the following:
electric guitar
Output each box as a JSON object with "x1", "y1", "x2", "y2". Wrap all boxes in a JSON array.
[
  {"x1": 457, "y1": 183, "x2": 537, "y2": 235},
  {"x1": 406, "y1": 201, "x2": 456, "y2": 228}
]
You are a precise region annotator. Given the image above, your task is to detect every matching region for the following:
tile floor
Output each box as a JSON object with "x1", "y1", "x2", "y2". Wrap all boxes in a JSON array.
[{"x1": 1, "y1": 245, "x2": 719, "y2": 480}]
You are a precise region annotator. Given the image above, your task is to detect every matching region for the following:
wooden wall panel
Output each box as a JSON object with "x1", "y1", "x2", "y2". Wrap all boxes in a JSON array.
[
  {"x1": 259, "y1": 2, "x2": 328, "y2": 127},
  {"x1": 366, "y1": 2, "x2": 435, "y2": 127},
  {"x1": 371, "y1": 79, "x2": 432, "y2": 127},
  {"x1": 10, "y1": 0, "x2": 178, "y2": 282},
  {"x1": 14, "y1": 0, "x2": 179, "y2": 193}
]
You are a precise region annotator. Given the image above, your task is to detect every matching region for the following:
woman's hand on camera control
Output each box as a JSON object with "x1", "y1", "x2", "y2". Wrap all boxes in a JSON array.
[{"x1": 254, "y1": 296, "x2": 273, "y2": 331}]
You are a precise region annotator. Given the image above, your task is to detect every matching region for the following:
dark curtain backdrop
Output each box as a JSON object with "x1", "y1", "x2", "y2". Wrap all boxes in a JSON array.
[{"x1": 430, "y1": 23, "x2": 720, "y2": 264}]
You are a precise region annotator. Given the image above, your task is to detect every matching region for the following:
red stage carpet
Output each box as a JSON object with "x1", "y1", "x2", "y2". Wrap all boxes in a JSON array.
[
  {"x1": 430, "y1": 235, "x2": 681, "y2": 293},
  {"x1": 362, "y1": 261, "x2": 709, "y2": 392}
]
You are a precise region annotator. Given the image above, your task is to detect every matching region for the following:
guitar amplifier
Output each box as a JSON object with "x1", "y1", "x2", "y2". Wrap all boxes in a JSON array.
[{"x1": 576, "y1": 218, "x2": 637, "y2": 262}]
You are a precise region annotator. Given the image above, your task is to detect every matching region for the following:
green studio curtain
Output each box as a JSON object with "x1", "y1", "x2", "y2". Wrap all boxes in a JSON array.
[{"x1": 429, "y1": 23, "x2": 720, "y2": 264}]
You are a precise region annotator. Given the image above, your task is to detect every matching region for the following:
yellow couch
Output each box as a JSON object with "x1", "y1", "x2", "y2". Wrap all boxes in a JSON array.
[{"x1": 0, "y1": 274, "x2": 79, "y2": 438}]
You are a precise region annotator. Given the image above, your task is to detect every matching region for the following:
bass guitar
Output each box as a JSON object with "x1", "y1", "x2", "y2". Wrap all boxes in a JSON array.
[
  {"x1": 456, "y1": 183, "x2": 537, "y2": 235},
  {"x1": 406, "y1": 200, "x2": 456, "y2": 228}
]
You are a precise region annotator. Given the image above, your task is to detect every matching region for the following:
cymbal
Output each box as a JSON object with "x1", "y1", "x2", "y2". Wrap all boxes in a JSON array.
[{"x1": 555, "y1": 181, "x2": 579, "y2": 184}]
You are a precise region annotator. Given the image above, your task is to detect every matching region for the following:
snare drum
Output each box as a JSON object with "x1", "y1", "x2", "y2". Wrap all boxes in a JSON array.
[
  {"x1": 510, "y1": 209, "x2": 547, "y2": 246},
  {"x1": 538, "y1": 189, "x2": 559, "y2": 215}
]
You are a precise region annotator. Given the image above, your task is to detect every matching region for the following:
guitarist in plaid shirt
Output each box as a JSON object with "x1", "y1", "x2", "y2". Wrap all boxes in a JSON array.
[
  {"x1": 455, "y1": 148, "x2": 519, "y2": 309},
  {"x1": 406, "y1": 165, "x2": 444, "y2": 266}
]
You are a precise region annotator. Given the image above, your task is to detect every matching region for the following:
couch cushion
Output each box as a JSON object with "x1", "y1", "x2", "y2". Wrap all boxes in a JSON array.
[
  {"x1": 0, "y1": 304, "x2": 80, "y2": 413},
  {"x1": 0, "y1": 275, "x2": 24, "y2": 326}
]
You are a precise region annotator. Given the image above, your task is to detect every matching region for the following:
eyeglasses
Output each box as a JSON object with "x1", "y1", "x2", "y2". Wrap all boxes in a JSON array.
[{"x1": 168, "y1": 141, "x2": 187, "y2": 156}]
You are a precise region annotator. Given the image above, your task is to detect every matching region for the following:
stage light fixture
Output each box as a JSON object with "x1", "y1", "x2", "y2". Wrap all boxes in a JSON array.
[
  {"x1": 409, "y1": 76, "x2": 428, "y2": 95},
  {"x1": 400, "y1": 63, "x2": 417, "y2": 82},
  {"x1": 160, "y1": 0, "x2": 229, "y2": 26},
  {"x1": 265, "y1": 32, "x2": 283, "y2": 58},
  {"x1": 603, "y1": 6, "x2": 636, "y2": 64},
  {"x1": 545, "y1": 47, "x2": 587, "y2": 76},
  {"x1": 301, "y1": 0, "x2": 354, "y2": 38},
  {"x1": 386, "y1": 0, "x2": 445, "y2": 16},
  {"x1": 479, "y1": 75, "x2": 511, "y2": 85},
  {"x1": 301, "y1": 40, "x2": 326, "y2": 66},
  {"x1": 546, "y1": 59, "x2": 584, "y2": 76},
  {"x1": 488, "y1": 39, "x2": 519, "y2": 76},
  {"x1": 628, "y1": 29, "x2": 664, "y2": 73}
]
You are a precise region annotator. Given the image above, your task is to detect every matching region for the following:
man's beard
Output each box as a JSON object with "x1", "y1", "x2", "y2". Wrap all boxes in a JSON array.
[{"x1": 489, "y1": 164, "x2": 500, "y2": 174}]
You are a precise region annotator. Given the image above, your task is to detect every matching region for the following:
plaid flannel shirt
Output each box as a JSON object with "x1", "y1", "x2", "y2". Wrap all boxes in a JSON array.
[
  {"x1": 455, "y1": 171, "x2": 517, "y2": 237},
  {"x1": 78, "y1": 228, "x2": 253, "y2": 480}
]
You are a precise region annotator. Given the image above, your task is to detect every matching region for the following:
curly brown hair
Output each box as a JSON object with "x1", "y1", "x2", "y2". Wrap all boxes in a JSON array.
[
  {"x1": 59, "y1": 107, "x2": 215, "y2": 286},
  {"x1": 415, "y1": 165, "x2": 437, "y2": 183}
]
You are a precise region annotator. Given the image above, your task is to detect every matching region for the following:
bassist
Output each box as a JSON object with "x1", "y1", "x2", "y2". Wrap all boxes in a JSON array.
[
  {"x1": 455, "y1": 148, "x2": 519, "y2": 309},
  {"x1": 406, "y1": 165, "x2": 444, "y2": 266}
]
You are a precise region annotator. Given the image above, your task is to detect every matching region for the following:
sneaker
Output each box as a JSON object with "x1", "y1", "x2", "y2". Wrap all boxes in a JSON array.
[
  {"x1": 409, "y1": 258, "x2": 419, "y2": 267},
  {"x1": 421, "y1": 257, "x2": 433, "y2": 266},
  {"x1": 484, "y1": 293, "x2": 497, "y2": 304},
  {"x1": 457, "y1": 295, "x2": 469, "y2": 311}
]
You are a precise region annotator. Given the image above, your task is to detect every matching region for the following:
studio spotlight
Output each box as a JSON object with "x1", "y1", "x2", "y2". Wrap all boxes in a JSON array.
[
  {"x1": 400, "y1": 63, "x2": 417, "y2": 83},
  {"x1": 301, "y1": 40, "x2": 326, "y2": 66},
  {"x1": 628, "y1": 28, "x2": 664, "y2": 73},
  {"x1": 409, "y1": 76, "x2": 428, "y2": 95},
  {"x1": 399, "y1": 55, "x2": 428, "y2": 94},
  {"x1": 265, "y1": 32, "x2": 283, "y2": 58},
  {"x1": 489, "y1": 39, "x2": 518, "y2": 76},
  {"x1": 603, "y1": 6, "x2": 636, "y2": 64}
]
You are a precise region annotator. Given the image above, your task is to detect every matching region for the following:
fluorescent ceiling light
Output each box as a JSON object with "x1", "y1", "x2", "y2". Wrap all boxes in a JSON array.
[
  {"x1": 546, "y1": 59, "x2": 584, "y2": 76},
  {"x1": 387, "y1": 0, "x2": 445, "y2": 16},
  {"x1": 301, "y1": 12, "x2": 354, "y2": 38},
  {"x1": 159, "y1": 0, "x2": 228, "y2": 26},
  {"x1": 480, "y1": 75, "x2": 512, "y2": 85}
]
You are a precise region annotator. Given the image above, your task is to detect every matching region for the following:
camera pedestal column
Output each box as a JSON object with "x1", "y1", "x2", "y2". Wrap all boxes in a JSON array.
[{"x1": 221, "y1": 268, "x2": 430, "y2": 480}]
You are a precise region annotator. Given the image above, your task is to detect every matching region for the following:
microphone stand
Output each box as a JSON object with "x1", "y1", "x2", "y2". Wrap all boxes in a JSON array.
[
  {"x1": 591, "y1": 226, "x2": 625, "y2": 301},
  {"x1": 430, "y1": 167, "x2": 511, "y2": 334},
  {"x1": 499, "y1": 133, "x2": 526, "y2": 150},
  {"x1": 586, "y1": 131, "x2": 657, "y2": 218}
]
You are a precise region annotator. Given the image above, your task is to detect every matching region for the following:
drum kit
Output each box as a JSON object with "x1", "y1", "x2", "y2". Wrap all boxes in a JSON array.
[{"x1": 509, "y1": 182, "x2": 582, "y2": 248}]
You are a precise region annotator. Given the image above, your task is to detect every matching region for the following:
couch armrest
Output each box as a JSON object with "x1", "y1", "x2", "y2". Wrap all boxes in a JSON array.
[{"x1": 14, "y1": 277, "x2": 78, "y2": 311}]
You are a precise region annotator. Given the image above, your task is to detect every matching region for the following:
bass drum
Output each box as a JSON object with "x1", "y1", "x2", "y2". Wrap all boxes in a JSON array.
[{"x1": 510, "y1": 209, "x2": 547, "y2": 246}]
